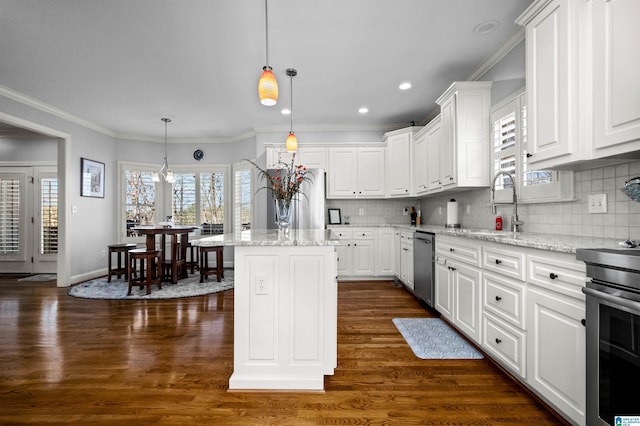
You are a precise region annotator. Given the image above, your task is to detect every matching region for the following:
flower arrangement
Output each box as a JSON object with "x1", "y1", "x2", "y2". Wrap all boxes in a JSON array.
[{"x1": 247, "y1": 154, "x2": 312, "y2": 201}]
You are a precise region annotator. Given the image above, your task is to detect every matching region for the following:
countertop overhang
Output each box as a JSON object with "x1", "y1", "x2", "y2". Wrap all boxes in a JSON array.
[{"x1": 192, "y1": 229, "x2": 340, "y2": 247}]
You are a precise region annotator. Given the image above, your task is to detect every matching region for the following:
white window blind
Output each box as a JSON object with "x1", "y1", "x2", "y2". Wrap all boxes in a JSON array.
[
  {"x1": 40, "y1": 177, "x2": 58, "y2": 255},
  {"x1": 200, "y1": 172, "x2": 225, "y2": 235},
  {"x1": 0, "y1": 177, "x2": 20, "y2": 255},
  {"x1": 234, "y1": 165, "x2": 252, "y2": 234},
  {"x1": 172, "y1": 173, "x2": 196, "y2": 225}
]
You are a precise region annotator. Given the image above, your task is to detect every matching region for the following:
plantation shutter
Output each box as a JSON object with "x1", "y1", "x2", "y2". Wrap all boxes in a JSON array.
[
  {"x1": 172, "y1": 173, "x2": 197, "y2": 225},
  {"x1": 234, "y1": 166, "x2": 252, "y2": 234},
  {"x1": 40, "y1": 177, "x2": 58, "y2": 255},
  {"x1": 0, "y1": 176, "x2": 21, "y2": 255}
]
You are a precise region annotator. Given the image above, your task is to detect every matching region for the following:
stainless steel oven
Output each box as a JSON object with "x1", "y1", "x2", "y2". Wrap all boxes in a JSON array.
[{"x1": 576, "y1": 249, "x2": 640, "y2": 426}]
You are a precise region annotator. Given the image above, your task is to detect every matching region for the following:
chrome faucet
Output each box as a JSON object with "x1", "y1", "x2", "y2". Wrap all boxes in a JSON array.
[{"x1": 490, "y1": 171, "x2": 524, "y2": 232}]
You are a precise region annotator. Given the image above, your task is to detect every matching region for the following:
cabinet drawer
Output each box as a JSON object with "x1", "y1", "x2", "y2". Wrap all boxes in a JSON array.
[
  {"x1": 482, "y1": 272, "x2": 525, "y2": 329},
  {"x1": 483, "y1": 244, "x2": 525, "y2": 281},
  {"x1": 482, "y1": 312, "x2": 526, "y2": 379},
  {"x1": 435, "y1": 235, "x2": 481, "y2": 267},
  {"x1": 332, "y1": 229, "x2": 353, "y2": 240},
  {"x1": 352, "y1": 229, "x2": 375, "y2": 240},
  {"x1": 527, "y1": 253, "x2": 586, "y2": 300}
]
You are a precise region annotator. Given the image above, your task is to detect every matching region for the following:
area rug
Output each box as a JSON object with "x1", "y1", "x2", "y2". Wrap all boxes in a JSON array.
[
  {"x1": 68, "y1": 270, "x2": 233, "y2": 300},
  {"x1": 18, "y1": 274, "x2": 57, "y2": 282},
  {"x1": 392, "y1": 318, "x2": 483, "y2": 359}
]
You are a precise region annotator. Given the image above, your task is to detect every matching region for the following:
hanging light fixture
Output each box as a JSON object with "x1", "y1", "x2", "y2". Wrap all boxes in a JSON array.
[
  {"x1": 258, "y1": 0, "x2": 278, "y2": 106},
  {"x1": 285, "y1": 68, "x2": 297, "y2": 152},
  {"x1": 152, "y1": 118, "x2": 175, "y2": 183}
]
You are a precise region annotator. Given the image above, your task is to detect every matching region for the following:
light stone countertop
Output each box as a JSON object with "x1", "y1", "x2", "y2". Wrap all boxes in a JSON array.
[
  {"x1": 327, "y1": 224, "x2": 627, "y2": 254},
  {"x1": 192, "y1": 229, "x2": 340, "y2": 247}
]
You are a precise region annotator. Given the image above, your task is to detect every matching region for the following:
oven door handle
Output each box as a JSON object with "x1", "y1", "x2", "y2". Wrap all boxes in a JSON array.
[{"x1": 583, "y1": 286, "x2": 640, "y2": 313}]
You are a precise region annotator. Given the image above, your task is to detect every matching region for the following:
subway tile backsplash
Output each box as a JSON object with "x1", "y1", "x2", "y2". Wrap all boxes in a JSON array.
[{"x1": 327, "y1": 159, "x2": 640, "y2": 240}]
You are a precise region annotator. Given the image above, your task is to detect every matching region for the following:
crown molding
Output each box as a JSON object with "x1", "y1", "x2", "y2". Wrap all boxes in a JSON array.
[
  {"x1": 0, "y1": 84, "x2": 115, "y2": 137},
  {"x1": 466, "y1": 27, "x2": 525, "y2": 81}
]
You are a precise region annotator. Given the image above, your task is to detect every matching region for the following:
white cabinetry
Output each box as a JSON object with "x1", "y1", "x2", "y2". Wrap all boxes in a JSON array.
[
  {"x1": 526, "y1": 251, "x2": 586, "y2": 426},
  {"x1": 434, "y1": 235, "x2": 482, "y2": 343},
  {"x1": 333, "y1": 229, "x2": 353, "y2": 277},
  {"x1": 517, "y1": 0, "x2": 640, "y2": 169},
  {"x1": 394, "y1": 229, "x2": 401, "y2": 278},
  {"x1": 297, "y1": 147, "x2": 327, "y2": 169},
  {"x1": 413, "y1": 127, "x2": 428, "y2": 196},
  {"x1": 385, "y1": 127, "x2": 422, "y2": 197},
  {"x1": 481, "y1": 242, "x2": 527, "y2": 379},
  {"x1": 398, "y1": 231, "x2": 414, "y2": 289},
  {"x1": 592, "y1": 0, "x2": 640, "y2": 157},
  {"x1": 426, "y1": 115, "x2": 443, "y2": 193},
  {"x1": 376, "y1": 228, "x2": 395, "y2": 276},
  {"x1": 266, "y1": 145, "x2": 326, "y2": 169},
  {"x1": 331, "y1": 227, "x2": 393, "y2": 279},
  {"x1": 434, "y1": 82, "x2": 492, "y2": 191},
  {"x1": 327, "y1": 147, "x2": 386, "y2": 199}
]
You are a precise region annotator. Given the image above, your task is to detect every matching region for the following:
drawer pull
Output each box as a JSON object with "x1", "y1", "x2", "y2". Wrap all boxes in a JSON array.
[
  {"x1": 581, "y1": 319, "x2": 586, "y2": 327},
  {"x1": 495, "y1": 338, "x2": 502, "y2": 344},
  {"x1": 450, "y1": 248, "x2": 455, "y2": 252},
  {"x1": 495, "y1": 296, "x2": 502, "y2": 302},
  {"x1": 549, "y1": 273, "x2": 558, "y2": 280},
  {"x1": 448, "y1": 266, "x2": 456, "y2": 271},
  {"x1": 495, "y1": 259, "x2": 502, "y2": 265}
]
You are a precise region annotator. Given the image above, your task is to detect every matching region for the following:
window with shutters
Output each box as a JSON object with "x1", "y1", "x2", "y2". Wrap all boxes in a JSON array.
[
  {"x1": 491, "y1": 90, "x2": 573, "y2": 203},
  {"x1": 40, "y1": 177, "x2": 58, "y2": 254},
  {"x1": 120, "y1": 163, "x2": 229, "y2": 240},
  {"x1": 0, "y1": 176, "x2": 21, "y2": 255},
  {"x1": 233, "y1": 162, "x2": 253, "y2": 234}
]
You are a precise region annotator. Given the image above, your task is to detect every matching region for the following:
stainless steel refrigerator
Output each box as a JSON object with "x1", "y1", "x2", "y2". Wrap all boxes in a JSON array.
[{"x1": 266, "y1": 169, "x2": 325, "y2": 230}]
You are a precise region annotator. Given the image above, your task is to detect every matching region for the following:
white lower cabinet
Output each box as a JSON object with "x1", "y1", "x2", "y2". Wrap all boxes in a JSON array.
[
  {"x1": 435, "y1": 235, "x2": 482, "y2": 344},
  {"x1": 399, "y1": 231, "x2": 414, "y2": 289},
  {"x1": 376, "y1": 228, "x2": 395, "y2": 276},
  {"x1": 438, "y1": 236, "x2": 586, "y2": 426},
  {"x1": 330, "y1": 227, "x2": 395, "y2": 280},
  {"x1": 526, "y1": 286, "x2": 586, "y2": 426}
]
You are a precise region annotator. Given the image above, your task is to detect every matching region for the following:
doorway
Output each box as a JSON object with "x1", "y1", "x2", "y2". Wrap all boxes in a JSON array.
[{"x1": 0, "y1": 166, "x2": 58, "y2": 274}]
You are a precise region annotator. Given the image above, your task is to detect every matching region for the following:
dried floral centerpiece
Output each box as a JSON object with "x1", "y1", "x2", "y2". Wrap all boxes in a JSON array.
[{"x1": 247, "y1": 154, "x2": 312, "y2": 230}]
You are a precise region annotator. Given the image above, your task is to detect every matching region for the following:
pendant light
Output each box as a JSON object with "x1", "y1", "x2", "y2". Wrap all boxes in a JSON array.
[
  {"x1": 152, "y1": 118, "x2": 175, "y2": 183},
  {"x1": 258, "y1": 0, "x2": 278, "y2": 106},
  {"x1": 285, "y1": 68, "x2": 297, "y2": 152}
]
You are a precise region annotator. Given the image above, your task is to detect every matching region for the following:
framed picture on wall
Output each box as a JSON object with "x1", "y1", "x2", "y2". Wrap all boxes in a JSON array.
[{"x1": 80, "y1": 157, "x2": 105, "y2": 198}]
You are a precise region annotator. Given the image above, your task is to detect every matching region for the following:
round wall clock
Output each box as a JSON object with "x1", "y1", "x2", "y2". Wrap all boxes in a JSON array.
[{"x1": 193, "y1": 149, "x2": 205, "y2": 161}]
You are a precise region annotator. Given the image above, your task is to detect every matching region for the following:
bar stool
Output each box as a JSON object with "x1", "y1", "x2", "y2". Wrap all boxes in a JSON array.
[
  {"x1": 128, "y1": 248, "x2": 162, "y2": 295},
  {"x1": 199, "y1": 246, "x2": 224, "y2": 283},
  {"x1": 107, "y1": 243, "x2": 138, "y2": 282},
  {"x1": 185, "y1": 242, "x2": 199, "y2": 274}
]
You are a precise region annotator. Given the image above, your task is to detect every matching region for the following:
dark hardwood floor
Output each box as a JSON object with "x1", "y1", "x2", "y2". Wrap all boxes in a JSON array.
[{"x1": 0, "y1": 275, "x2": 565, "y2": 425}]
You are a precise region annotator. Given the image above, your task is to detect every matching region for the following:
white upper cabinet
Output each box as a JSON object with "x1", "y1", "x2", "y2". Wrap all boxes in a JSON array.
[
  {"x1": 435, "y1": 81, "x2": 492, "y2": 191},
  {"x1": 517, "y1": 0, "x2": 581, "y2": 167},
  {"x1": 517, "y1": 0, "x2": 640, "y2": 169},
  {"x1": 327, "y1": 147, "x2": 386, "y2": 199},
  {"x1": 384, "y1": 127, "x2": 422, "y2": 197},
  {"x1": 297, "y1": 147, "x2": 328, "y2": 170},
  {"x1": 413, "y1": 126, "x2": 429, "y2": 196},
  {"x1": 592, "y1": 0, "x2": 640, "y2": 157},
  {"x1": 426, "y1": 115, "x2": 443, "y2": 193}
]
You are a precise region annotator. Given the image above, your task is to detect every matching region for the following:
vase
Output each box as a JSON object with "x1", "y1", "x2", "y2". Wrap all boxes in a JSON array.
[{"x1": 275, "y1": 198, "x2": 292, "y2": 231}]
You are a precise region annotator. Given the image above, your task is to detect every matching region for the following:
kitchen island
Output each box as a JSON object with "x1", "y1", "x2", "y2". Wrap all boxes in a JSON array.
[{"x1": 193, "y1": 229, "x2": 339, "y2": 391}]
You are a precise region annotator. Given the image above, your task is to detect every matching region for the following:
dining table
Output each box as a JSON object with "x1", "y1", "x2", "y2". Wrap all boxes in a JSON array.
[{"x1": 132, "y1": 225, "x2": 198, "y2": 284}]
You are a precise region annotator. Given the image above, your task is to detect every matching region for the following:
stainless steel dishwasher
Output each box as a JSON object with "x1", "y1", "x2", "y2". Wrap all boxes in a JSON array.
[{"x1": 413, "y1": 231, "x2": 435, "y2": 307}]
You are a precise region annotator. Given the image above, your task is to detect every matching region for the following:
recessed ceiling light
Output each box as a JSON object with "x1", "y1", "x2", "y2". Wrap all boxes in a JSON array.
[
  {"x1": 358, "y1": 107, "x2": 369, "y2": 114},
  {"x1": 281, "y1": 108, "x2": 291, "y2": 115},
  {"x1": 399, "y1": 82, "x2": 412, "y2": 90},
  {"x1": 473, "y1": 20, "x2": 499, "y2": 36}
]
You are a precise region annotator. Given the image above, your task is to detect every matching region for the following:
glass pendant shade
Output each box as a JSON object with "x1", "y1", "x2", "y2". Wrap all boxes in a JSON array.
[
  {"x1": 259, "y1": 67, "x2": 278, "y2": 106},
  {"x1": 286, "y1": 131, "x2": 298, "y2": 152}
]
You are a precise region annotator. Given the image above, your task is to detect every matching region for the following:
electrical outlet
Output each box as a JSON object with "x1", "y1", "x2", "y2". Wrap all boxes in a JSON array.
[
  {"x1": 255, "y1": 274, "x2": 269, "y2": 295},
  {"x1": 466, "y1": 205, "x2": 471, "y2": 214},
  {"x1": 72, "y1": 205, "x2": 77, "y2": 214},
  {"x1": 403, "y1": 207, "x2": 408, "y2": 216},
  {"x1": 588, "y1": 194, "x2": 607, "y2": 213},
  {"x1": 100, "y1": 249, "x2": 106, "y2": 257}
]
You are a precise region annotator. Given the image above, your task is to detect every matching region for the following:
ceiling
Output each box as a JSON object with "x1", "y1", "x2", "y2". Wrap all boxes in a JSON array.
[{"x1": 0, "y1": 0, "x2": 532, "y2": 142}]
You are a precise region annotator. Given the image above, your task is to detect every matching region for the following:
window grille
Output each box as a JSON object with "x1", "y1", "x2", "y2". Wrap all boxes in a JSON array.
[
  {"x1": 40, "y1": 177, "x2": 58, "y2": 254},
  {"x1": 0, "y1": 177, "x2": 20, "y2": 254}
]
